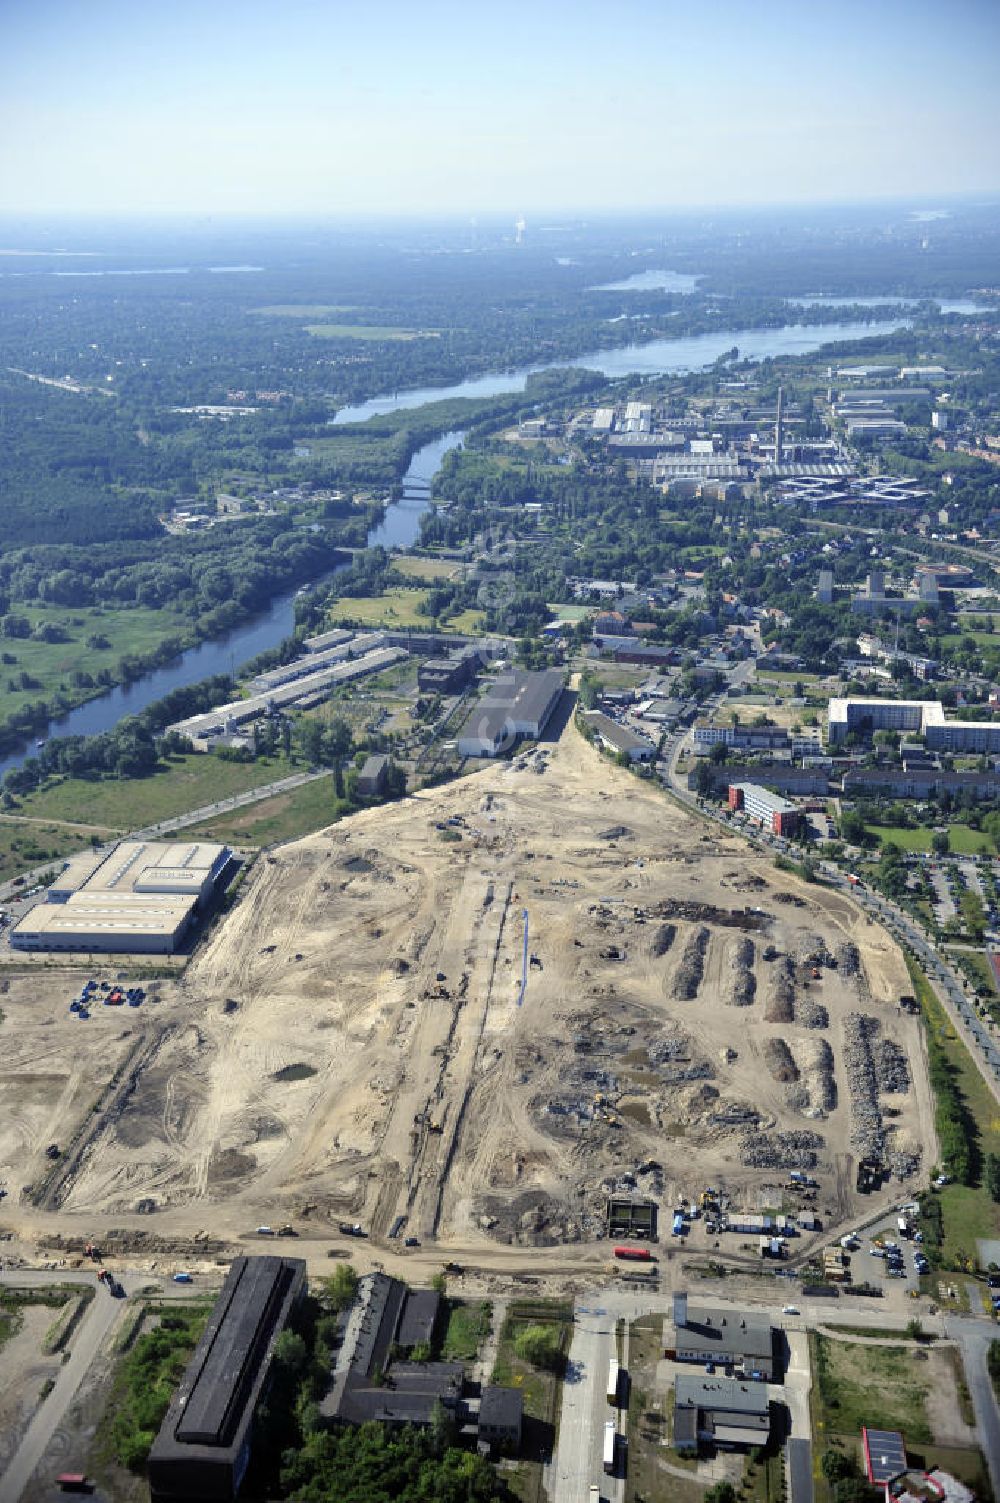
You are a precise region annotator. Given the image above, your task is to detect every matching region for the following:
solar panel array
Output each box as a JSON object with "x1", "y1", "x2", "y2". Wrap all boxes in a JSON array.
[{"x1": 863, "y1": 1428, "x2": 907, "y2": 1484}]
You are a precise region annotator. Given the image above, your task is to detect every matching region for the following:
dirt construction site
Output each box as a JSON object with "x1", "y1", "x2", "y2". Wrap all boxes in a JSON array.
[{"x1": 0, "y1": 720, "x2": 936, "y2": 1270}]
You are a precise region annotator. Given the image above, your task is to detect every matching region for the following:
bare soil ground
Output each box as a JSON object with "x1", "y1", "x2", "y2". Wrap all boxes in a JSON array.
[{"x1": 0, "y1": 721, "x2": 935, "y2": 1268}]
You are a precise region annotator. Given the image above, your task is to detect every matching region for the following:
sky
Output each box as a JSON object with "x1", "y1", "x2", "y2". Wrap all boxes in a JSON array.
[{"x1": 1, "y1": 0, "x2": 998, "y2": 217}]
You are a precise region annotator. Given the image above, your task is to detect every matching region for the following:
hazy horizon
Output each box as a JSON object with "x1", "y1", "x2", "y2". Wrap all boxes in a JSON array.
[{"x1": 2, "y1": 0, "x2": 998, "y2": 218}]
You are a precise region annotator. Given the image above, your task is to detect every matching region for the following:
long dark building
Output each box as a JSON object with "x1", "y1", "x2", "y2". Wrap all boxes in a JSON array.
[{"x1": 148, "y1": 1255, "x2": 306, "y2": 1503}]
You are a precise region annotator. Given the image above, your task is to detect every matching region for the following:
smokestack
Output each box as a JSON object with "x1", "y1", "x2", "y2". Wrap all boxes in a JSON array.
[
  {"x1": 775, "y1": 385, "x2": 784, "y2": 464},
  {"x1": 673, "y1": 1291, "x2": 688, "y2": 1330}
]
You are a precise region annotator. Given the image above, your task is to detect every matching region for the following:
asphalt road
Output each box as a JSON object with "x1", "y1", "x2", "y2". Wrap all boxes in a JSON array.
[
  {"x1": 0, "y1": 1269, "x2": 148, "y2": 1503},
  {"x1": 788, "y1": 1438, "x2": 814, "y2": 1503},
  {"x1": 943, "y1": 1321, "x2": 1000, "y2": 1501},
  {"x1": 551, "y1": 1304, "x2": 617, "y2": 1503}
]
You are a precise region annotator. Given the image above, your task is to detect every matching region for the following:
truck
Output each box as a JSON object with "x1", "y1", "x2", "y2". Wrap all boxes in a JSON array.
[
  {"x1": 607, "y1": 1358, "x2": 620, "y2": 1406},
  {"x1": 603, "y1": 1421, "x2": 616, "y2": 1475},
  {"x1": 338, "y1": 1222, "x2": 367, "y2": 1238},
  {"x1": 897, "y1": 1216, "x2": 912, "y2": 1238},
  {"x1": 589, "y1": 1488, "x2": 601, "y2": 1503},
  {"x1": 613, "y1": 1245, "x2": 651, "y2": 1261}
]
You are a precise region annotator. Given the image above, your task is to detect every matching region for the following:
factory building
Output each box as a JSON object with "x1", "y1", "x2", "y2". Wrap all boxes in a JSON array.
[
  {"x1": 456, "y1": 669, "x2": 564, "y2": 758},
  {"x1": 667, "y1": 1293, "x2": 775, "y2": 1381},
  {"x1": 828, "y1": 698, "x2": 1000, "y2": 754},
  {"x1": 166, "y1": 644, "x2": 408, "y2": 749},
  {"x1": 11, "y1": 840, "x2": 231, "y2": 954},
  {"x1": 148, "y1": 1255, "x2": 307, "y2": 1503},
  {"x1": 580, "y1": 710, "x2": 656, "y2": 763},
  {"x1": 728, "y1": 783, "x2": 801, "y2": 836}
]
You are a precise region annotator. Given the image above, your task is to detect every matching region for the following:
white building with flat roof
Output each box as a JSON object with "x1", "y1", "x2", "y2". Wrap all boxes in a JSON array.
[
  {"x1": 828, "y1": 697, "x2": 1000, "y2": 753},
  {"x1": 12, "y1": 840, "x2": 232, "y2": 954}
]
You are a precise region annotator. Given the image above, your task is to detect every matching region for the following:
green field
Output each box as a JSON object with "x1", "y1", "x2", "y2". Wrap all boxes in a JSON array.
[
  {"x1": 0, "y1": 819, "x2": 98, "y2": 885},
  {"x1": 14, "y1": 752, "x2": 296, "y2": 833},
  {"x1": 0, "y1": 603, "x2": 191, "y2": 728},
  {"x1": 440, "y1": 1300, "x2": 492, "y2": 1361},
  {"x1": 185, "y1": 775, "x2": 347, "y2": 848},
  {"x1": 392, "y1": 556, "x2": 461, "y2": 581},
  {"x1": 326, "y1": 588, "x2": 432, "y2": 629},
  {"x1": 304, "y1": 323, "x2": 439, "y2": 341},
  {"x1": 907, "y1": 957, "x2": 1000, "y2": 1265},
  {"x1": 546, "y1": 602, "x2": 592, "y2": 622},
  {"x1": 869, "y1": 823, "x2": 992, "y2": 855},
  {"x1": 442, "y1": 608, "x2": 486, "y2": 633}
]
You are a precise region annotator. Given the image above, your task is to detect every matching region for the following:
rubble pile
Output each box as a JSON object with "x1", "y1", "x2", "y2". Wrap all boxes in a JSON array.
[
  {"x1": 797, "y1": 995, "x2": 829, "y2": 1029},
  {"x1": 650, "y1": 923, "x2": 677, "y2": 958},
  {"x1": 837, "y1": 942, "x2": 860, "y2": 977},
  {"x1": 740, "y1": 1128, "x2": 824, "y2": 1170},
  {"x1": 672, "y1": 925, "x2": 710, "y2": 1000},
  {"x1": 763, "y1": 1037, "x2": 799, "y2": 1083},
  {"x1": 843, "y1": 1011, "x2": 885, "y2": 1163},
  {"x1": 727, "y1": 936, "x2": 757, "y2": 1007},
  {"x1": 874, "y1": 1036, "x2": 910, "y2": 1094},
  {"x1": 764, "y1": 957, "x2": 796, "y2": 1023},
  {"x1": 800, "y1": 1037, "x2": 836, "y2": 1112}
]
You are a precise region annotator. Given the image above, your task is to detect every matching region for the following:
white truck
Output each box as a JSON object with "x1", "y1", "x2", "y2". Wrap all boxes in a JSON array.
[{"x1": 603, "y1": 1420, "x2": 616, "y2": 1475}]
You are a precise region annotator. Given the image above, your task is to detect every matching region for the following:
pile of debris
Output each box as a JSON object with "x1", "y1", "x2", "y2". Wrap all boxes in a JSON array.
[
  {"x1": 650, "y1": 923, "x2": 677, "y2": 958},
  {"x1": 764, "y1": 956, "x2": 796, "y2": 1023},
  {"x1": 673, "y1": 925, "x2": 710, "y2": 1000},
  {"x1": 799, "y1": 1037, "x2": 836, "y2": 1113},
  {"x1": 740, "y1": 1129, "x2": 823, "y2": 1169},
  {"x1": 727, "y1": 936, "x2": 757, "y2": 1007},
  {"x1": 873, "y1": 1037, "x2": 910, "y2": 1094},
  {"x1": 843, "y1": 1011, "x2": 885, "y2": 1164},
  {"x1": 653, "y1": 899, "x2": 768, "y2": 931},
  {"x1": 797, "y1": 995, "x2": 829, "y2": 1029},
  {"x1": 837, "y1": 941, "x2": 861, "y2": 977},
  {"x1": 763, "y1": 1038, "x2": 799, "y2": 1083}
]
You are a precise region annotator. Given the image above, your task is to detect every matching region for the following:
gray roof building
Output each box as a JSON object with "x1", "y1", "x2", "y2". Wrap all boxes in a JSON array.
[
  {"x1": 674, "y1": 1374, "x2": 771, "y2": 1451},
  {"x1": 456, "y1": 669, "x2": 563, "y2": 758},
  {"x1": 148, "y1": 1255, "x2": 306, "y2": 1503},
  {"x1": 670, "y1": 1298, "x2": 774, "y2": 1380}
]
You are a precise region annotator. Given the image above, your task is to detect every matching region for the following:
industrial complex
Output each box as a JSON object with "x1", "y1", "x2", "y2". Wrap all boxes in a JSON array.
[{"x1": 10, "y1": 839, "x2": 232, "y2": 953}]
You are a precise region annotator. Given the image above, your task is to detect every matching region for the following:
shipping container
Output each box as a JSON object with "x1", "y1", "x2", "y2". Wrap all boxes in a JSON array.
[
  {"x1": 613, "y1": 1245, "x2": 651, "y2": 1261},
  {"x1": 607, "y1": 1358, "x2": 620, "y2": 1405}
]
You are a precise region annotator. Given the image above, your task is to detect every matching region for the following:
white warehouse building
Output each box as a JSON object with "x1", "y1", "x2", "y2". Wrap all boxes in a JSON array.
[{"x1": 11, "y1": 840, "x2": 232, "y2": 954}]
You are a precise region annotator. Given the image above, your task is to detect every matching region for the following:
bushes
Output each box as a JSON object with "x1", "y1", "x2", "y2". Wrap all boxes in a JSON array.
[
  {"x1": 103, "y1": 1306, "x2": 210, "y2": 1472},
  {"x1": 512, "y1": 1323, "x2": 565, "y2": 1372}
]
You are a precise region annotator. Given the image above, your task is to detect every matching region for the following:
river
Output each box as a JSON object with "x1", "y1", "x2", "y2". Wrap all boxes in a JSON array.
[
  {"x1": 330, "y1": 315, "x2": 908, "y2": 423},
  {"x1": 0, "y1": 312, "x2": 906, "y2": 778}
]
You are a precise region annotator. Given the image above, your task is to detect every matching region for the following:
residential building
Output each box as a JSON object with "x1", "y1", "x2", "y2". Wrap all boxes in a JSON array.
[
  {"x1": 356, "y1": 755, "x2": 389, "y2": 797},
  {"x1": 828, "y1": 697, "x2": 1000, "y2": 753},
  {"x1": 728, "y1": 783, "x2": 801, "y2": 836}
]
